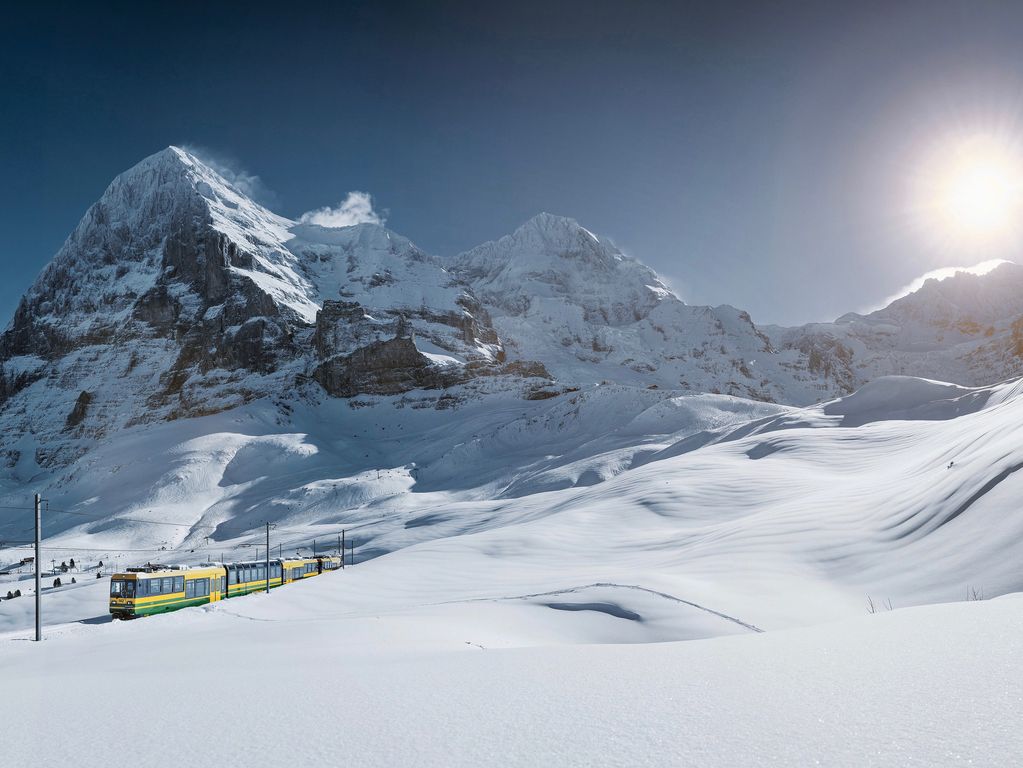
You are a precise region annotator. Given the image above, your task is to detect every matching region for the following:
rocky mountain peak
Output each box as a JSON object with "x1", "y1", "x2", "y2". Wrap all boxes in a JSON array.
[
  {"x1": 878, "y1": 261, "x2": 1023, "y2": 325},
  {"x1": 456, "y1": 212, "x2": 635, "y2": 279}
]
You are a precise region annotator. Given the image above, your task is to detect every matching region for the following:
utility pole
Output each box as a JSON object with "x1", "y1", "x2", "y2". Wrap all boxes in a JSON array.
[
  {"x1": 341, "y1": 529, "x2": 346, "y2": 568},
  {"x1": 34, "y1": 493, "x2": 41, "y2": 642},
  {"x1": 265, "y1": 522, "x2": 271, "y2": 594},
  {"x1": 313, "y1": 538, "x2": 317, "y2": 556}
]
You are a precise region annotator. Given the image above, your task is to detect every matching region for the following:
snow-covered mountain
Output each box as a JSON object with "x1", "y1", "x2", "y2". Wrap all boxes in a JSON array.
[
  {"x1": 768, "y1": 262, "x2": 1023, "y2": 392},
  {"x1": 451, "y1": 213, "x2": 826, "y2": 403},
  {"x1": 0, "y1": 147, "x2": 541, "y2": 473},
  {"x1": 450, "y1": 212, "x2": 1023, "y2": 404},
  {"x1": 1, "y1": 145, "x2": 1023, "y2": 567}
]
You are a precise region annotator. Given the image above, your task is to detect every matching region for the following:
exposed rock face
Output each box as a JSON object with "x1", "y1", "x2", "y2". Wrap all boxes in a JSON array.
[
  {"x1": 315, "y1": 336, "x2": 458, "y2": 397},
  {"x1": 310, "y1": 298, "x2": 531, "y2": 397},
  {"x1": 65, "y1": 391, "x2": 93, "y2": 430}
]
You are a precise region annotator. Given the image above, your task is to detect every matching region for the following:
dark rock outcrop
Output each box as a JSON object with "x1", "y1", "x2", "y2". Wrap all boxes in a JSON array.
[
  {"x1": 65, "y1": 391, "x2": 93, "y2": 430},
  {"x1": 314, "y1": 336, "x2": 461, "y2": 397}
]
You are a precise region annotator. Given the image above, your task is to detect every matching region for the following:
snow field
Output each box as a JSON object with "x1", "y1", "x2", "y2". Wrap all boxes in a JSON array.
[{"x1": 1, "y1": 569, "x2": 1021, "y2": 767}]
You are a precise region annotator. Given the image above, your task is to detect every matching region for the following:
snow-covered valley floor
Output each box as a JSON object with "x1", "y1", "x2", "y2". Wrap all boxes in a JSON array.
[
  {"x1": 2, "y1": 570, "x2": 1021, "y2": 767},
  {"x1": 3, "y1": 374, "x2": 1023, "y2": 765}
]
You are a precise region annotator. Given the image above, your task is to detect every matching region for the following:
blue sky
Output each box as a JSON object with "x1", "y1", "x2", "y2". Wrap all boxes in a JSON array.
[{"x1": 4, "y1": 1, "x2": 1023, "y2": 325}]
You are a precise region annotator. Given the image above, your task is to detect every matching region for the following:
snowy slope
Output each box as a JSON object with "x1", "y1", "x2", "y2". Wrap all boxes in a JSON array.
[
  {"x1": 3, "y1": 373, "x2": 1022, "y2": 635},
  {"x1": 6, "y1": 373, "x2": 1023, "y2": 764},
  {"x1": 1, "y1": 560, "x2": 1021, "y2": 767}
]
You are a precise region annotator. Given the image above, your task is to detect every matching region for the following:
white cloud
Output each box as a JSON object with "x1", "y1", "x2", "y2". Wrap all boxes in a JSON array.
[
  {"x1": 179, "y1": 144, "x2": 274, "y2": 204},
  {"x1": 299, "y1": 192, "x2": 386, "y2": 228}
]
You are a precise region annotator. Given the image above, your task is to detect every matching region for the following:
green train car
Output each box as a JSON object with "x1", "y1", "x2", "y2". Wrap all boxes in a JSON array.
[{"x1": 108, "y1": 555, "x2": 343, "y2": 619}]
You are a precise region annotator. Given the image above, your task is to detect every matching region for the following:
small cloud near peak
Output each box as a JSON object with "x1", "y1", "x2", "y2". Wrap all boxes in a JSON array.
[{"x1": 299, "y1": 192, "x2": 386, "y2": 228}]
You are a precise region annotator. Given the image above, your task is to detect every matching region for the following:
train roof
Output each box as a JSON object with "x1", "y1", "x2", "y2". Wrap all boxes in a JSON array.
[{"x1": 112, "y1": 555, "x2": 335, "y2": 578}]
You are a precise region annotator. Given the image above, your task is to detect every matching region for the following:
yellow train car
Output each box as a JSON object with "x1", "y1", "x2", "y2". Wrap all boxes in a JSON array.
[
  {"x1": 109, "y1": 565, "x2": 227, "y2": 619},
  {"x1": 226, "y1": 560, "x2": 284, "y2": 597},
  {"x1": 318, "y1": 555, "x2": 342, "y2": 572},
  {"x1": 109, "y1": 554, "x2": 345, "y2": 619},
  {"x1": 282, "y1": 557, "x2": 320, "y2": 583}
]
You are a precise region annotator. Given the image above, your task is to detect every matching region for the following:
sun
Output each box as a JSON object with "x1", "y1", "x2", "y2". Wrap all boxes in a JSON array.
[{"x1": 918, "y1": 133, "x2": 1023, "y2": 251}]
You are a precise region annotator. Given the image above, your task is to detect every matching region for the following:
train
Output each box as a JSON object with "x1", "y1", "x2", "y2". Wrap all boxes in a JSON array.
[{"x1": 108, "y1": 555, "x2": 343, "y2": 619}]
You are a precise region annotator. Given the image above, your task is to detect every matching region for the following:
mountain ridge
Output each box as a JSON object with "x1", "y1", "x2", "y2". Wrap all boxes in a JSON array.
[{"x1": 0, "y1": 145, "x2": 1021, "y2": 484}]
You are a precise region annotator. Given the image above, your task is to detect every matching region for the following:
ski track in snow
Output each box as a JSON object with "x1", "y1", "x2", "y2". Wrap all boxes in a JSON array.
[{"x1": 436, "y1": 582, "x2": 764, "y2": 633}]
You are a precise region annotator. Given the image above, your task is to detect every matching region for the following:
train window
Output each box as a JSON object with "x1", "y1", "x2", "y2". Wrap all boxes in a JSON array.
[
  {"x1": 186, "y1": 580, "x2": 195, "y2": 598},
  {"x1": 110, "y1": 580, "x2": 135, "y2": 597},
  {"x1": 174, "y1": 577, "x2": 184, "y2": 593},
  {"x1": 229, "y1": 570, "x2": 237, "y2": 585},
  {"x1": 200, "y1": 579, "x2": 209, "y2": 597},
  {"x1": 149, "y1": 579, "x2": 161, "y2": 595}
]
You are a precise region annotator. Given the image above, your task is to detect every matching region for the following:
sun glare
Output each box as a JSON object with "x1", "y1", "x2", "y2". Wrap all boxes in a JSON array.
[{"x1": 918, "y1": 133, "x2": 1023, "y2": 251}]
